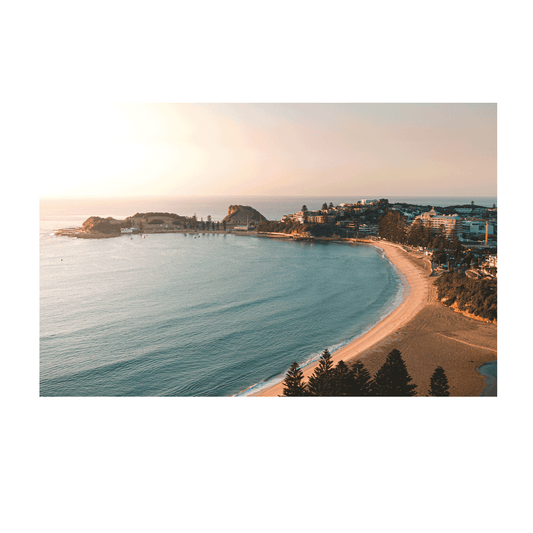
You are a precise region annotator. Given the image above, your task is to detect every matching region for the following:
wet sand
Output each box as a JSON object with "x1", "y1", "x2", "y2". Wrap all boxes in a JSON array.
[{"x1": 252, "y1": 241, "x2": 497, "y2": 397}]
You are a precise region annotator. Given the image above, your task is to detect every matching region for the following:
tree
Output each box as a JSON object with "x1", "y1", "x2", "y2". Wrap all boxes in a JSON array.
[
  {"x1": 332, "y1": 360, "x2": 354, "y2": 395},
  {"x1": 282, "y1": 362, "x2": 307, "y2": 396},
  {"x1": 223, "y1": 220, "x2": 227, "y2": 231},
  {"x1": 428, "y1": 367, "x2": 450, "y2": 396},
  {"x1": 351, "y1": 360, "x2": 373, "y2": 396},
  {"x1": 433, "y1": 248, "x2": 448, "y2": 265},
  {"x1": 302, "y1": 205, "x2": 309, "y2": 223},
  {"x1": 378, "y1": 210, "x2": 407, "y2": 243},
  {"x1": 372, "y1": 349, "x2": 417, "y2": 396},
  {"x1": 322, "y1": 202, "x2": 328, "y2": 210},
  {"x1": 307, "y1": 349, "x2": 336, "y2": 396},
  {"x1": 450, "y1": 236, "x2": 462, "y2": 258}
]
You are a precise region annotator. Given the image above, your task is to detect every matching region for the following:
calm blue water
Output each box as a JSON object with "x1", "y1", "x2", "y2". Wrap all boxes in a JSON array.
[
  {"x1": 478, "y1": 361, "x2": 497, "y2": 397},
  {"x1": 39, "y1": 196, "x2": 494, "y2": 397}
]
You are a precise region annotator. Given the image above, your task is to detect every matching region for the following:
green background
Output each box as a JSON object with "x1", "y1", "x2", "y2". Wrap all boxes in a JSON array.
[{"x1": 0, "y1": 1, "x2": 520, "y2": 532}]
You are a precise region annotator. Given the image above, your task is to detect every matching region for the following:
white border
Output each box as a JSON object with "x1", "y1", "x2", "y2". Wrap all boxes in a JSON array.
[{"x1": 17, "y1": 84, "x2": 516, "y2": 416}]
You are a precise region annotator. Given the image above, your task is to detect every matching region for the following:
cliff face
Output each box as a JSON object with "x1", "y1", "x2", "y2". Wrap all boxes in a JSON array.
[{"x1": 222, "y1": 205, "x2": 268, "y2": 225}]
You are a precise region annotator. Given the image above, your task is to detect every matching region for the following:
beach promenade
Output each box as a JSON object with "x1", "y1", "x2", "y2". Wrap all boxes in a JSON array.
[{"x1": 252, "y1": 241, "x2": 497, "y2": 397}]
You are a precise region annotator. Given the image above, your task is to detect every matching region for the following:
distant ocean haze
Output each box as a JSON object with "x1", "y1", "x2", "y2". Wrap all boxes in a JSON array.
[{"x1": 39, "y1": 195, "x2": 494, "y2": 396}]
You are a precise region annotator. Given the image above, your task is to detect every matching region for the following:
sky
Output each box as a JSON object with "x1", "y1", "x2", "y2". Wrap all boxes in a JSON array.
[{"x1": 38, "y1": 102, "x2": 496, "y2": 198}]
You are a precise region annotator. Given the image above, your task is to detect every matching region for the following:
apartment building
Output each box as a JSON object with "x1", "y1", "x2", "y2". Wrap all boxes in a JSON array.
[{"x1": 414, "y1": 208, "x2": 462, "y2": 235}]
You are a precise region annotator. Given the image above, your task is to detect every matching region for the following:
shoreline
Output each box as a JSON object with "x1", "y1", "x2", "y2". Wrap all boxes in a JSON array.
[
  {"x1": 53, "y1": 227, "x2": 231, "y2": 239},
  {"x1": 250, "y1": 241, "x2": 496, "y2": 397}
]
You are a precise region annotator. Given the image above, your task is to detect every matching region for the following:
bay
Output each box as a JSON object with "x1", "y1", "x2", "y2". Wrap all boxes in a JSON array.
[{"x1": 40, "y1": 195, "x2": 494, "y2": 396}]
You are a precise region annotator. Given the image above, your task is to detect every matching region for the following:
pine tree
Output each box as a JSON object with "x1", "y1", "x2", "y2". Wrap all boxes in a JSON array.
[
  {"x1": 332, "y1": 360, "x2": 355, "y2": 395},
  {"x1": 372, "y1": 349, "x2": 417, "y2": 396},
  {"x1": 428, "y1": 367, "x2": 450, "y2": 396},
  {"x1": 351, "y1": 360, "x2": 373, "y2": 396},
  {"x1": 281, "y1": 362, "x2": 307, "y2": 396},
  {"x1": 308, "y1": 349, "x2": 336, "y2": 396}
]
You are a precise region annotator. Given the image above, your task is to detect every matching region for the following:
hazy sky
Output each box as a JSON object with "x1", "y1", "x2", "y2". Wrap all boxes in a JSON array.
[{"x1": 39, "y1": 103, "x2": 496, "y2": 198}]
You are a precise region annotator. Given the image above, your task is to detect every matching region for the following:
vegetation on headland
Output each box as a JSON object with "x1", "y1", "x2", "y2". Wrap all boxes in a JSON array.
[
  {"x1": 282, "y1": 348, "x2": 449, "y2": 397},
  {"x1": 80, "y1": 216, "x2": 130, "y2": 235},
  {"x1": 222, "y1": 205, "x2": 268, "y2": 225},
  {"x1": 434, "y1": 271, "x2": 497, "y2": 322},
  {"x1": 256, "y1": 220, "x2": 351, "y2": 239}
]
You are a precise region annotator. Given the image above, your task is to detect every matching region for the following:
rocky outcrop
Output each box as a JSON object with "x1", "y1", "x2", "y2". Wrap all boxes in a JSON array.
[
  {"x1": 81, "y1": 216, "x2": 130, "y2": 235},
  {"x1": 222, "y1": 205, "x2": 268, "y2": 225},
  {"x1": 126, "y1": 212, "x2": 190, "y2": 228}
]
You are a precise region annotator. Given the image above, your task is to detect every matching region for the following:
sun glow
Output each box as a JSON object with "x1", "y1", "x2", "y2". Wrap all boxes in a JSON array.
[{"x1": 35, "y1": 103, "x2": 496, "y2": 198}]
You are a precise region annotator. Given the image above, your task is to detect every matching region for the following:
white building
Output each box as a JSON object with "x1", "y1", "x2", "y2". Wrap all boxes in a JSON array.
[{"x1": 414, "y1": 208, "x2": 462, "y2": 235}]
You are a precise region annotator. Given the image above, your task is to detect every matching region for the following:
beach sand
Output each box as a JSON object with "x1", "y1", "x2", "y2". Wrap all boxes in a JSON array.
[{"x1": 252, "y1": 241, "x2": 497, "y2": 397}]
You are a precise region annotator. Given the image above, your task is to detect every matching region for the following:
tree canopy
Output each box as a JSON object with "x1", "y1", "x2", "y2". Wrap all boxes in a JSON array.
[
  {"x1": 282, "y1": 362, "x2": 308, "y2": 396},
  {"x1": 308, "y1": 349, "x2": 336, "y2": 396},
  {"x1": 280, "y1": 348, "x2": 454, "y2": 398},
  {"x1": 435, "y1": 271, "x2": 497, "y2": 321},
  {"x1": 372, "y1": 349, "x2": 418, "y2": 396},
  {"x1": 428, "y1": 367, "x2": 450, "y2": 396},
  {"x1": 351, "y1": 360, "x2": 373, "y2": 396}
]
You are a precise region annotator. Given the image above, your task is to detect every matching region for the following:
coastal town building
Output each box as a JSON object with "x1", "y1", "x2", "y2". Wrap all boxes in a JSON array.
[
  {"x1": 357, "y1": 223, "x2": 378, "y2": 236},
  {"x1": 413, "y1": 208, "x2": 463, "y2": 235},
  {"x1": 308, "y1": 215, "x2": 336, "y2": 224},
  {"x1": 461, "y1": 220, "x2": 496, "y2": 238}
]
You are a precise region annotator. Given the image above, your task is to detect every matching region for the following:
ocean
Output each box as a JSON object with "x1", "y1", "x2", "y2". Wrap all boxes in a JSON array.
[{"x1": 39, "y1": 195, "x2": 496, "y2": 396}]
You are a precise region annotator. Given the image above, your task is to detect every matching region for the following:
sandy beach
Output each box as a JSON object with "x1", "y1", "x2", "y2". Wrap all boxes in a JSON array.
[{"x1": 252, "y1": 241, "x2": 497, "y2": 397}]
